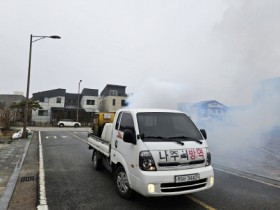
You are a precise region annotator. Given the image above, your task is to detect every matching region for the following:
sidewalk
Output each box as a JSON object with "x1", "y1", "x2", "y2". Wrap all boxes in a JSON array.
[{"x1": 0, "y1": 137, "x2": 31, "y2": 210}]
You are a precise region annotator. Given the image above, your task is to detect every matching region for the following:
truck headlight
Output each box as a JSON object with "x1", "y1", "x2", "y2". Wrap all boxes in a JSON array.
[{"x1": 139, "y1": 151, "x2": 157, "y2": 171}]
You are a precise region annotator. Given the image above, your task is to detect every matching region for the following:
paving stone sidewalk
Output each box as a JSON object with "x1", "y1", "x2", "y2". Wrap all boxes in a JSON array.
[{"x1": 0, "y1": 138, "x2": 30, "y2": 201}]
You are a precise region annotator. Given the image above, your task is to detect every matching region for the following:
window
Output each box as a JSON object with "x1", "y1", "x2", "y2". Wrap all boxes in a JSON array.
[
  {"x1": 87, "y1": 100, "x2": 95, "y2": 105},
  {"x1": 109, "y1": 90, "x2": 118, "y2": 96},
  {"x1": 56, "y1": 98, "x2": 61, "y2": 103},
  {"x1": 137, "y1": 112, "x2": 202, "y2": 140},
  {"x1": 112, "y1": 99, "x2": 116, "y2": 106},
  {"x1": 115, "y1": 112, "x2": 122, "y2": 130},
  {"x1": 121, "y1": 100, "x2": 127, "y2": 106},
  {"x1": 119, "y1": 113, "x2": 135, "y2": 132},
  {"x1": 38, "y1": 110, "x2": 48, "y2": 116},
  {"x1": 44, "y1": 97, "x2": 49, "y2": 103}
]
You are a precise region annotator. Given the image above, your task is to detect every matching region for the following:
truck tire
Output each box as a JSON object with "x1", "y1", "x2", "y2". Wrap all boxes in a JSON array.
[
  {"x1": 114, "y1": 166, "x2": 133, "y2": 199},
  {"x1": 92, "y1": 150, "x2": 102, "y2": 170}
]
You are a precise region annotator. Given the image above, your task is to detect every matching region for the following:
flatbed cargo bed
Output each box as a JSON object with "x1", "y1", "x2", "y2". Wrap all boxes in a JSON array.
[{"x1": 88, "y1": 133, "x2": 110, "y2": 157}]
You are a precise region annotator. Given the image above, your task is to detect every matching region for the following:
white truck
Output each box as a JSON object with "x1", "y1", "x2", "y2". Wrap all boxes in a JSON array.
[{"x1": 88, "y1": 108, "x2": 214, "y2": 199}]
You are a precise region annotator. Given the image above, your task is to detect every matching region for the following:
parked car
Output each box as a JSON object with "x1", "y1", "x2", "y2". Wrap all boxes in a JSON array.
[{"x1": 57, "y1": 119, "x2": 81, "y2": 127}]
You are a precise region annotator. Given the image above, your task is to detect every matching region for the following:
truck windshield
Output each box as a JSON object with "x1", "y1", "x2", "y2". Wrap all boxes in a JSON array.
[{"x1": 137, "y1": 112, "x2": 203, "y2": 142}]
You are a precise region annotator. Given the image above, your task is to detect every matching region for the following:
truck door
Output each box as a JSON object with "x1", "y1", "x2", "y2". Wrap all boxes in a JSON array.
[{"x1": 113, "y1": 112, "x2": 137, "y2": 179}]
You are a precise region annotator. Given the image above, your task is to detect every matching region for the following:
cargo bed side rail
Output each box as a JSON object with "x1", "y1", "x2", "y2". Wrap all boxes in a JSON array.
[{"x1": 88, "y1": 134, "x2": 110, "y2": 157}]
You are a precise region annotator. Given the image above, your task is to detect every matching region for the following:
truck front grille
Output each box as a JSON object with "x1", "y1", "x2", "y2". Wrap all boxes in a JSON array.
[
  {"x1": 160, "y1": 178, "x2": 207, "y2": 193},
  {"x1": 158, "y1": 160, "x2": 205, "y2": 167}
]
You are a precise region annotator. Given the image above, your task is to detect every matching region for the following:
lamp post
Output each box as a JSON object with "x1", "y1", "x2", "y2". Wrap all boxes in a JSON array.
[
  {"x1": 23, "y1": 34, "x2": 61, "y2": 138},
  {"x1": 76, "y1": 80, "x2": 82, "y2": 122}
]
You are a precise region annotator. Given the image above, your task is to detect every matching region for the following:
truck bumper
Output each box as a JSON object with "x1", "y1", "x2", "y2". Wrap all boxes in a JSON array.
[{"x1": 131, "y1": 166, "x2": 214, "y2": 197}]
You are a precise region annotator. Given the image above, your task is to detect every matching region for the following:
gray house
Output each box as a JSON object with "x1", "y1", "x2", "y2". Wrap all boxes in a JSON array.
[{"x1": 32, "y1": 88, "x2": 99, "y2": 125}]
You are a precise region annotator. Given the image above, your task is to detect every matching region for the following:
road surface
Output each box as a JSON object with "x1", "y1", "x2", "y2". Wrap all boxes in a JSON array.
[{"x1": 37, "y1": 129, "x2": 280, "y2": 210}]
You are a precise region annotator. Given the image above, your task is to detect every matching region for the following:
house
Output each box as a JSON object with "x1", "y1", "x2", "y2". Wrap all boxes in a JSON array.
[
  {"x1": 190, "y1": 100, "x2": 228, "y2": 124},
  {"x1": 177, "y1": 100, "x2": 228, "y2": 128},
  {"x1": 31, "y1": 84, "x2": 128, "y2": 126},
  {"x1": 32, "y1": 89, "x2": 66, "y2": 125},
  {"x1": 0, "y1": 94, "x2": 25, "y2": 126},
  {"x1": 32, "y1": 88, "x2": 99, "y2": 125},
  {"x1": 99, "y1": 84, "x2": 127, "y2": 112}
]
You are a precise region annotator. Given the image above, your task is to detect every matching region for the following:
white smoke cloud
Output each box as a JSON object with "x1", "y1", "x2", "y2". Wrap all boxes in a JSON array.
[{"x1": 127, "y1": 78, "x2": 190, "y2": 109}]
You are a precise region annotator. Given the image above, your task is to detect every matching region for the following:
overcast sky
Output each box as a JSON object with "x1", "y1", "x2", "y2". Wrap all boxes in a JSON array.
[{"x1": 1, "y1": 0, "x2": 280, "y2": 108}]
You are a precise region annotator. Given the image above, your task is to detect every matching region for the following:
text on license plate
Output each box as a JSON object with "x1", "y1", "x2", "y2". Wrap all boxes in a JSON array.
[{"x1": 175, "y1": 173, "x2": 200, "y2": 183}]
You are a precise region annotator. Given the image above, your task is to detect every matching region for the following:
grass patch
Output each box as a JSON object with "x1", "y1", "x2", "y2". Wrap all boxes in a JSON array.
[{"x1": 0, "y1": 128, "x2": 20, "y2": 140}]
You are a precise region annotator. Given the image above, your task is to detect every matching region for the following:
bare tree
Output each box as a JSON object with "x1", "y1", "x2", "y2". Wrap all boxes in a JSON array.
[{"x1": 0, "y1": 108, "x2": 17, "y2": 129}]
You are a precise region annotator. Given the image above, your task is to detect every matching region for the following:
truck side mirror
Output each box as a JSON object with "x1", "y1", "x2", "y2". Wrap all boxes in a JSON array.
[
  {"x1": 123, "y1": 129, "x2": 136, "y2": 145},
  {"x1": 200, "y1": 129, "x2": 207, "y2": 140}
]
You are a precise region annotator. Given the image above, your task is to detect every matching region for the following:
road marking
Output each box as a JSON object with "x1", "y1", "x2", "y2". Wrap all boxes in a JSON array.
[
  {"x1": 215, "y1": 167, "x2": 280, "y2": 188},
  {"x1": 37, "y1": 131, "x2": 49, "y2": 210},
  {"x1": 45, "y1": 136, "x2": 57, "y2": 139},
  {"x1": 261, "y1": 148, "x2": 280, "y2": 158},
  {"x1": 68, "y1": 132, "x2": 88, "y2": 144},
  {"x1": 186, "y1": 195, "x2": 216, "y2": 210},
  {"x1": 61, "y1": 135, "x2": 71, "y2": 139}
]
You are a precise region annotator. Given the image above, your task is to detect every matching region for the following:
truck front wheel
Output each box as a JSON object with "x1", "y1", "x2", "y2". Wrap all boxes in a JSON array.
[
  {"x1": 114, "y1": 166, "x2": 133, "y2": 199},
  {"x1": 92, "y1": 151, "x2": 102, "y2": 170}
]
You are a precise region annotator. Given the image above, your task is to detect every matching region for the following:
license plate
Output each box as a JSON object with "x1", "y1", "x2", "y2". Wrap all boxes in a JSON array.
[{"x1": 175, "y1": 173, "x2": 200, "y2": 183}]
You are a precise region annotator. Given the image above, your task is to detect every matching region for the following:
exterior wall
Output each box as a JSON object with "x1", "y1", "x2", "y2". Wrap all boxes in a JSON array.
[
  {"x1": 207, "y1": 101, "x2": 226, "y2": 120},
  {"x1": 32, "y1": 96, "x2": 65, "y2": 123},
  {"x1": 99, "y1": 96, "x2": 127, "y2": 112},
  {"x1": 80, "y1": 95, "x2": 100, "y2": 112}
]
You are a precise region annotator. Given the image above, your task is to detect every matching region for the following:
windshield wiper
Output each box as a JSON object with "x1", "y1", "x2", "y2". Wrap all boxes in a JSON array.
[
  {"x1": 143, "y1": 135, "x2": 184, "y2": 146},
  {"x1": 169, "y1": 136, "x2": 203, "y2": 144}
]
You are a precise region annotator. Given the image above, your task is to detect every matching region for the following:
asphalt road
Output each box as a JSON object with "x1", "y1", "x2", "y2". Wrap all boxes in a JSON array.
[{"x1": 39, "y1": 130, "x2": 280, "y2": 210}]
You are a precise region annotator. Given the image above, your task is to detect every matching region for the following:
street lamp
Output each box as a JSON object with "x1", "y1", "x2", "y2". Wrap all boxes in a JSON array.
[
  {"x1": 23, "y1": 34, "x2": 61, "y2": 138},
  {"x1": 76, "y1": 80, "x2": 82, "y2": 122}
]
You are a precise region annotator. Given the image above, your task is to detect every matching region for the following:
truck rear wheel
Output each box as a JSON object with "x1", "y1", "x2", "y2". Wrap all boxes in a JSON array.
[
  {"x1": 92, "y1": 150, "x2": 102, "y2": 170},
  {"x1": 114, "y1": 166, "x2": 133, "y2": 199}
]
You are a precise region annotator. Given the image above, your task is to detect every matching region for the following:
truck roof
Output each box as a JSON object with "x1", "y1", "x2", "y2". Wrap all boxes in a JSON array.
[{"x1": 117, "y1": 108, "x2": 183, "y2": 114}]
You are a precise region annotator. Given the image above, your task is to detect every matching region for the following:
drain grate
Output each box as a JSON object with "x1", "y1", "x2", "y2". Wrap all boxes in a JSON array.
[{"x1": 20, "y1": 176, "x2": 35, "y2": 182}]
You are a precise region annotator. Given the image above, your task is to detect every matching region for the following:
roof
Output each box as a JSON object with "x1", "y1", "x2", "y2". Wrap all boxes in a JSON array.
[
  {"x1": 192, "y1": 100, "x2": 227, "y2": 108},
  {"x1": 32, "y1": 89, "x2": 66, "y2": 100},
  {"x1": 100, "y1": 84, "x2": 127, "y2": 97},
  {"x1": 104, "y1": 84, "x2": 126, "y2": 88},
  {"x1": 117, "y1": 108, "x2": 183, "y2": 115},
  {"x1": 81, "y1": 88, "x2": 98, "y2": 96},
  {"x1": 0, "y1": 94, "x2": 25, "y2": 102}
]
